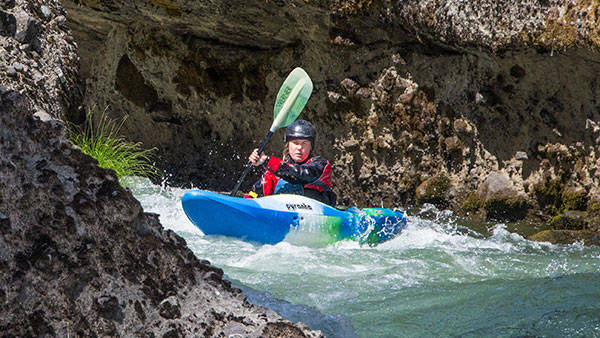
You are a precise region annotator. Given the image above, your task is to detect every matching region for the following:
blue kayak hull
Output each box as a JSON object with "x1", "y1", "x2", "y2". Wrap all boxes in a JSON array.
[{"x1": 181, "y1": 190, "x2": 407, "y2": 245}]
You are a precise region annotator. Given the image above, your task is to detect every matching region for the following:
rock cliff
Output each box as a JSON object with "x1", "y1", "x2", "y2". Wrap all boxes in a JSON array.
[
  {"x1": 61, "y1": 0, "x2": 600, "y2": 242},
  {"x1": 0, "y1": 0, "x2": 323, "y2": 336}
]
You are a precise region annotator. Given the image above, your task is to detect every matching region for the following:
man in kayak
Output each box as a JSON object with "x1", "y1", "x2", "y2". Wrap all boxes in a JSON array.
[{"x1": 247, "y1": 120, "x2": 337, "y2": 206}]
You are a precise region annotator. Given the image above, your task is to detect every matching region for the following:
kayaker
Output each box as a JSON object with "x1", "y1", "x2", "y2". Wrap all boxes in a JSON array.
[{"x1": 247, "y1": 120, "x2": 337, "y2": 206}]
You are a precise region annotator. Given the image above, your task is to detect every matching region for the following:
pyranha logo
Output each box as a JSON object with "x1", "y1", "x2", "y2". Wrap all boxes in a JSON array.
[{"x1": 286, "y1": 203, "x2": 313, "y2": 211}]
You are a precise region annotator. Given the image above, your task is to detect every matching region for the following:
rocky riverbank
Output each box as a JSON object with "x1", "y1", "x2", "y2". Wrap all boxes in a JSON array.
[
  {"x1": 59, "y1": 0, "x2": 600, "y2": 244},
  {"x1": 0, "y1": 0, "x2": 323, "y2": 336}
]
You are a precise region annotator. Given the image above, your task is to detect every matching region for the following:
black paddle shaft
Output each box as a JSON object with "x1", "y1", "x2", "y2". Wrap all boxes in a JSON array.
[{"x1": 230, "y1": 131, "x2": 273, "y2": 196}]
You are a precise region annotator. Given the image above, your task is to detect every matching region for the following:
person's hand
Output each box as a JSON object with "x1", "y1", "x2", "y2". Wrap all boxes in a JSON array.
[{"x1": 248, "y1": 148, "x2": 267, "y2": 166}]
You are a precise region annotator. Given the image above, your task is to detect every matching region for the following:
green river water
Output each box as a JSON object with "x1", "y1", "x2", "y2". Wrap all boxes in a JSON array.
[{"x1": 125, "y1": 177, "x2": 600, "y2": 338}]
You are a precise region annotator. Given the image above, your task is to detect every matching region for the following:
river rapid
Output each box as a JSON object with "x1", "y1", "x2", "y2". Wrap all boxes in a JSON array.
[{"x1": 124, "y1": 177, "x2": 600, "y2": 338}]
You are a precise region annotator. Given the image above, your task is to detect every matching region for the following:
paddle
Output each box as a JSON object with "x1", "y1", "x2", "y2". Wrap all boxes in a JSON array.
[{"x1": 230, "y1": 67, "x2": 313, "y2": 196}]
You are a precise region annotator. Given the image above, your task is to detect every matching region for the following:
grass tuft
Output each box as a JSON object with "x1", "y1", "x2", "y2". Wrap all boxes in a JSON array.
[{"x1": 68, "y1": 106, "x2": 157, "y2": 180}]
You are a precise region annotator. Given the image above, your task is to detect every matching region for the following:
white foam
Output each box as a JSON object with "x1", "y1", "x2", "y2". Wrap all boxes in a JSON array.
[
  {"x1": 127, "y1": 177, "x2": 600, "y2": 288},
  {"x1": 122, "y1": 176, "x2": 202, "y2": 234}
]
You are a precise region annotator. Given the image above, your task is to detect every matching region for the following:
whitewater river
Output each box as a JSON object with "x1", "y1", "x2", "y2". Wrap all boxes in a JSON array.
[{"x1": 124, "y1": 177, "x2": 600, "y2": 338}]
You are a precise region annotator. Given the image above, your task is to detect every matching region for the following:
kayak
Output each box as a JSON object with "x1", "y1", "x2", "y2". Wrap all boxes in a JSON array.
[{"x1": 181, "y1": 190, "x2": 408, "y2": 246}]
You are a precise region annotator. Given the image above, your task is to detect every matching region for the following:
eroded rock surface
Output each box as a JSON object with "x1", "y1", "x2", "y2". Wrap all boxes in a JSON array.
[
  {"x1": 0, "y1": 0, "x2": 323, "y2": 336},
  {"x1": 60, "y1": 0, "x2": 600, "y2": 244}
]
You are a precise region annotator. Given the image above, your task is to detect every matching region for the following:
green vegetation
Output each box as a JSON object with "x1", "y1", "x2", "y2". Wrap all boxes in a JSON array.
[
  {"x1": 68, "y1": 107, "x2": 156, "y2": 180},
  {"x1": 533, "y1": 179, "x2": 563, "y2": 214},
  {"x1": 461, "y1": 192, "x2": 483, "y2": 213},
  {"x1": 533, "y1": 179, "x2": 588, "y2": 216},
  {"x1": 548, "y1": 211, "x2": 587, "y2": 230},
  {"x1": 416, "y1": 174, "x2": 451, "y2": 207},
  {"x1": 562, "y1": 188, "x2": 588, "y2": 211}
]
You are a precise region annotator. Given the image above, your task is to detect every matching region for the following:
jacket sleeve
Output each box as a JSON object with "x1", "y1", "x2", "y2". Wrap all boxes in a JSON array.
[
  {"x1": 263, "y1": 156, "x2": 328, "y2": 185},
  {"x1": 251, "y1": 176, "x2": 265, "y2": 197}
]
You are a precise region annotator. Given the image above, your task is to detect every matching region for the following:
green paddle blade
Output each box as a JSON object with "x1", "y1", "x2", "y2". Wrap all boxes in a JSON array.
[{"x1": 270, "y1": 67, "x2": 313, "y2": 132}]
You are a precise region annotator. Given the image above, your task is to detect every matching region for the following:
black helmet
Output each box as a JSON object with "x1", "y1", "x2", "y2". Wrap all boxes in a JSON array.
[{"x1": 284, "y1": 120, "x2": 316, "y2": 144}]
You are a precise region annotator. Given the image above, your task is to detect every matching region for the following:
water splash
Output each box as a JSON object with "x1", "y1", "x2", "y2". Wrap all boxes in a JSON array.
[{"x1": 126, "y1": 177, "x2": 600, "y2": 338}]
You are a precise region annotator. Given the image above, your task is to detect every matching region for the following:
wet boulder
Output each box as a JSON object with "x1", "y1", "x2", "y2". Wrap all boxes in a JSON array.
[
  {"x1": 562, "y1": 185, "x2": 588, "y2": 211},
  {"x1": 549, "y1": 210, "x2": 588, "y2": 230},
  {"x1": 415, "y1": 174, "x2": 451, "y2": 208},
  {"x1": 476, "y1": 172, "x2": 528, "y2": 221},
  {"x1": 528, "y1": 230, "x2": 599, "y2": 246}
]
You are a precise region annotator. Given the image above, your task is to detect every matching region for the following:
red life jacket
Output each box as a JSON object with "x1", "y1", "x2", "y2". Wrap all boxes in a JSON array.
[{"x1": 261, "y1": 156, "x2": 333, "y2": 196}]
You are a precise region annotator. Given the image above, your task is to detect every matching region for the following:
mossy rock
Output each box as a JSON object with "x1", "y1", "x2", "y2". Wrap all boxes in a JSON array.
[
  {"x1": 484, "y1": 197, "x2": 528, "y2": 222},
  {"x1": 562, "y1": 186, "x2": 588, "y2": 211},
  {"x1": 533, "y1": 179, "x2": 589, "y2": 215},
  {"x1": 585, "y1": 204, "x2": 600, "y2": 232},
  {"x1": 528, "y1": 230, "x2": 599, "y2": 246},
  {"x1": 533, "y1": 178, "x2": 563, "y2": 213},
  {"x1": 461, "y1": 192, "x2": 483, "y2": 213},
  {"x1": 458, "y1": 192, "x2": 486, "y2": 222},
  {"x1": 415, "y1": 174, "x2": 451, "y2": 208},
  {"x1": 590, "y1": 200, "x2": 600, "y2": 212},
  {"x1": 549, "y1": 210, "x2": 587, "y2": 230}
]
